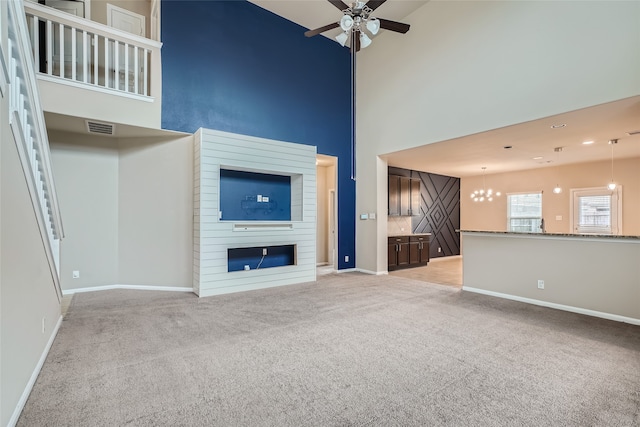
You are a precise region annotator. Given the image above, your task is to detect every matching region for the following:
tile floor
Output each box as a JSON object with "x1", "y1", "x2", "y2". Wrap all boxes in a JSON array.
[{"x1": 389, "y1": 255, "x2": 462, "y2": 288}]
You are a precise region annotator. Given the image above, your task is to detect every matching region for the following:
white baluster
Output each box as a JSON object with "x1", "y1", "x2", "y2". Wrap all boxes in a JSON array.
[
  {"x1": 82, "y1": 31, "x2": 88, "y2": 83},
  {"x1": 143, "y1": 48, "x2": 148, "y2": 96},
  {"x1": 46, "y1": 20, "x2": 52, "y2": 75},
  {"x1": 58, "y1": 22, "x2": 64, "y2": 78},
  {"x1": 134, "y1": 46, "x2": 138, "y2": 94},
  {"x1": 71, "y1": 27, "x2": 76, "y2": 81},
  {"x1": 93, "y1": 33, "x2": 98, "y2": 85},
  {"x1": 31, "y1": 15, "x2": 39, "y2": 71},
  {"x1": 124, "y1": 43, "x2": 129, "y2": 92},
  {"x1": 114, "y1": 41, "x2": 119, "y2": 90},
  {"x1": 104, "y1": 36, "x2": 109, "y2": 88}
]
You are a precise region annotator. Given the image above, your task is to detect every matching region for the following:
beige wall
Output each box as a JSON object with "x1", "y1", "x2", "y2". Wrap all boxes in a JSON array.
[
  {"x1": 316, "y1": 161, "x2": 337, "y2": 266},
  {"x1": 1, "y1": 89, "x2": 61, "y2": 426},
  {"x1": 461, "y1": 157, "x2": 640, "y2": 235},
  {"x1": 462, "y1": 232, "x2": 640, "y2": 322},
  {"x1": 50, "y1": 132, "x2": 194, "y2": 291},
  {"x1": 355, "y1": 1, "x2": 640, "y2": 272},
  {"x1": 50, "y1": 133, "x2": 120, "y2": 290},
  {"x1": 118, "y1": 136, "x2": 193, "y2": 287}
]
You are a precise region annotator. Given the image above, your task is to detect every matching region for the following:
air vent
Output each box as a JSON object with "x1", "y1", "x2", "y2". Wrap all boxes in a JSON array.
[
  {"x1": 86, "y1": 120, "x2": 115, "y2": 136},
  {"x1": 626, "y1": 130, "x2": 640, "y2": 136}
]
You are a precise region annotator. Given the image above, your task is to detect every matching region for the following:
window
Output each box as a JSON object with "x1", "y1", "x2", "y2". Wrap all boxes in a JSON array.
[
  {"x1": 571, "y1": 187, "x2": 622, "y2": 235},
  {"x1": 507, "y1": 192, "x2": 542, "y2": 233}
]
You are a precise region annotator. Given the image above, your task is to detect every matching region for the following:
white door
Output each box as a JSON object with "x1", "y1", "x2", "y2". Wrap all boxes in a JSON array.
[
  {"x1": 107, "y1": 4, "x2": 145, "y2": 37},
  {"x1": 45, "y1": 0, "x2": 84, "y2": 17}
]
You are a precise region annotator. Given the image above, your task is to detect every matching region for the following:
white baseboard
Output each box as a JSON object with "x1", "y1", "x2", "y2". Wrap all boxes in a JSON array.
[
  {"x1": 462, "y1": 286, "x2": 640, "y2": 326},
  {"x1": 8, "y1": 315, "x2": 63, "y2": 427},
  {"x1": 355, "y1": 268, "x2": 388, "y2": 276},
  {"x1": 335, "y1": 268, "x2": 357, "y2": 274},
  {"x1": 62, "y1": 284, "x2": 194, "y2": 295}
]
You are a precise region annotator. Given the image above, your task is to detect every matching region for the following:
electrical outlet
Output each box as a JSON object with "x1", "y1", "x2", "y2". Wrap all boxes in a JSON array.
[
  {"x1": 345, "y1": 255, "x2": 349, "y2": 263},
  {"x1": 262, "y1": 248, "x2": 267, "y2": 256},
  {"x1": 72, "y1": 270, "x2": 80, "y2": 279},
  {"x1": 438, "y1": 247, "x2": 442, "y2": 253},
  {"x1": 538, "y1": 280, "x2": 544, "y2": 289},
  {"x1": 42, "y1": 317, "x2": 46, "y2": 334},
  {"x1": 244, "y1": 265, "x2": 250, "y2": 271}
]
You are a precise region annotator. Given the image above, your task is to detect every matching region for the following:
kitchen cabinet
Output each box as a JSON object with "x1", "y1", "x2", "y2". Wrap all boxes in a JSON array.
[
  {"x1": 388, "y1": 175, "x2": 421, "y2": 216},
  {"x1": 388, "y1": 234, "x2": 430, "y2": 271}
]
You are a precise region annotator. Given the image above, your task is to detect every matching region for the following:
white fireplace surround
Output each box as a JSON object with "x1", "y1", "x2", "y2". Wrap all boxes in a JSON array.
[{"x1": 193, "y1": 128, "x2": 317, "y2": 297}]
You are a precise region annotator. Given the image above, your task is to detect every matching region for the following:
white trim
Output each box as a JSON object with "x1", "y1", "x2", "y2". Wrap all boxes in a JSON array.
[
  {"x1": 107, "y1": 3, "x2": 146, "y2": 37},
  {"x1": 0, "y1": 43, "x2": 8, "y2": 96},
  {"x1": 7, "y1": 315, "x2": 63, "y2": 427},
  {"x1": 335, "y1": 268, "x2": 357, "y2": 274},
  {"x1": 10, "y1": 111, "x2": 63, "y2": 302},
  {"x1": 62, "y1": 284, "x2": 194, "y2": 295},
  {"x1": 37, "y1": 73, "x2": 155, "y2": 102},
  {"x1": 355, "y1": 268, "x2": 388, "y2": 275},
  {"x1": 462, "y1": 286, "x2": 640, "y2": 326}
]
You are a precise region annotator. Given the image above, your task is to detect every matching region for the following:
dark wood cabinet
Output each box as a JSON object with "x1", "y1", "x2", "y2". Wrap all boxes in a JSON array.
[
  {"x1": 388, "y1": 175, "x2": 400, "y2": 216},
  {"x1": 388, "y1": 175, "x2": 421, "y2": 216},
  {"x1": 388, "y1": 235, "x2": 429, "y2": 271}
]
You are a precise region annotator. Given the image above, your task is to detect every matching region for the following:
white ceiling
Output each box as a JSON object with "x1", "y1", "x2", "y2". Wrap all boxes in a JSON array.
[
  {"x1": 44, "y1": 1, "x2": 640, "y2": 178},
  {"x1": 249, "y1": 0, "x2": 427, "y2": 42},
  {"x1": 248, "y1": 0, "x2": 640, "y2": 178}
]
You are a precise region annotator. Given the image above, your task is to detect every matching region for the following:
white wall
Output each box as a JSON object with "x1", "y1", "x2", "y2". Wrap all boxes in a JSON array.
[
  {"x1": 194, "y1": 129, "x2": 317, "y2": 297},
  {"x1": 356, "y1": 1, "x2": 640, "y2": 272}
]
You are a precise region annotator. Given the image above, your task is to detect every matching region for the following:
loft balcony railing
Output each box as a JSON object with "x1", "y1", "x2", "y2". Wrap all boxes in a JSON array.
[
  {"x1": 24, "y1": 1, "x2": 161, "y2": 98},
  {"x1": 4, "y1": 0, "x2": 64, "y2": 300}
]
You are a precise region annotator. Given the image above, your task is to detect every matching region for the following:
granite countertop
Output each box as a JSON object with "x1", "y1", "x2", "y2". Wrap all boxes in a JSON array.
[
  {"x1": 458, "y1": 230, "x2": 640, "y2": 240},
  {"x1": 388, "y1": 233, "x2": 432, "y2": 237}
]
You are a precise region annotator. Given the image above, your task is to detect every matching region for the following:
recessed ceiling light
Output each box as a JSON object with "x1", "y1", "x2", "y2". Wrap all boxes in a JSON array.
[
  {"x1": 582, "y1": 140, "x2": 594, "y2": 145},
  {"x1": 533, "y1": 156, "x2": 543, "y2": 160},
  {"x1": 550, "y1": 124, "x2": 566, "y2": 129}
]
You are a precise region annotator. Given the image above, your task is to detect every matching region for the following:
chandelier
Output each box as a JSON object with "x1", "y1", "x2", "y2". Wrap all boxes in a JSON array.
[
  {"x1": 335, "y1": 2, "x2": 380, "y2": 49},
  {"x1": 471, "y1": 167, "x2": 501, "y2": 202}
]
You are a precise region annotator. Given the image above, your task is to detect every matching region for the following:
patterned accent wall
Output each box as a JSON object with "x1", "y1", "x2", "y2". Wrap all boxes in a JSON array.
[{"x1": 389, "y1": 167, "x2": 460, "y2": 258}]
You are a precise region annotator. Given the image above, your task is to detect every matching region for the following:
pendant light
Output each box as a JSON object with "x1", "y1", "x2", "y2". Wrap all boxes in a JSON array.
[
  {"x1": 553, "y1": 147, "x2": 563, "y2": 194},
  {"x1": 607, "y1": 139, "x2": 618, "y2": 191},
  {"x1": 471, "y1": 167, "x2": 501, "y2": 202}
]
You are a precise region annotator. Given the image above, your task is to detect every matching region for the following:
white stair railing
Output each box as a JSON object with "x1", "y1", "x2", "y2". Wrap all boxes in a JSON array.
[
  {"x1": 6, "y1": 0, "x2": 64, "y2": 300},
  {"x1": 24, "y1": 1, "x2": 161, "y2": 98}
]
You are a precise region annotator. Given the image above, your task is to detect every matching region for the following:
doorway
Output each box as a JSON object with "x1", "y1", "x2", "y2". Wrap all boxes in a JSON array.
[{"x1": 316, "y1": 155, "x2": 338, "y2": 273}]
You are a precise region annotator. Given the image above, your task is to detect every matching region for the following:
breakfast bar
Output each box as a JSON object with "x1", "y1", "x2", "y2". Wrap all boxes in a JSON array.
[{"x1": 460, "y1": 230, "x2": 640, "y2": 324}]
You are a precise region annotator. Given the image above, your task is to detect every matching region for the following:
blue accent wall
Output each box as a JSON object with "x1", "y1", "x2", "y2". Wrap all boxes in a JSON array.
[
  {"x1": 162, "y1": 0, "x2": 355, "y2": 269},
  {"x1": 220, "y1": 169, "x2": 291, "y2": 221}
]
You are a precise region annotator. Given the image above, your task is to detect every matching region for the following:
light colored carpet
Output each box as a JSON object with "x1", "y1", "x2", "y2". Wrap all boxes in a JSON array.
[{"x1": 18, "y1": 273, "x2": 640, "y2": 426}]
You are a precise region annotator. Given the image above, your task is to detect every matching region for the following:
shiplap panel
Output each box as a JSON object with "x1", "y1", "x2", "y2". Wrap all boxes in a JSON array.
[{"x1": 193, "y1": 128, "x2": 316, "y2": 297}]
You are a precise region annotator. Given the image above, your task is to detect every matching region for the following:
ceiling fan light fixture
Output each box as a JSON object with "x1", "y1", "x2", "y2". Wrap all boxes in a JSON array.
[
  {"x1": 360, "y1": 32, "x2": 372, "y2": 48},
  {"x1": 335, "y1": 31, "x2": 349, "y2": 47},
  {"x1": 340, "y1": 14, "x2": 354, "y2": 32},
  {"x1": 366, "y1": 18, "x2": 380, "y2": 35}
]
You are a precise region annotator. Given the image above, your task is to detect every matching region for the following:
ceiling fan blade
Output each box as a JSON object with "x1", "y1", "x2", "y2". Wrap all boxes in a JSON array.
[
  {"x1": 378, "y1": 18, "x2": 410, "y2": 34},
  {"x1": 304, "y1": 22, "x2": 340, "y2": 37},
  {"x1": 327, "y1": 0, "x2": 348, "y2": 11},
  {"x1": 365, "y1": 0, "x2": 388, "y2": 11}
]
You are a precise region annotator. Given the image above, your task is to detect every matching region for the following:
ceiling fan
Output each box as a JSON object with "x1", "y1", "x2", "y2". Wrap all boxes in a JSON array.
[{"x1": 304, "y1": 0, "x2": 410, "y2": 51}]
